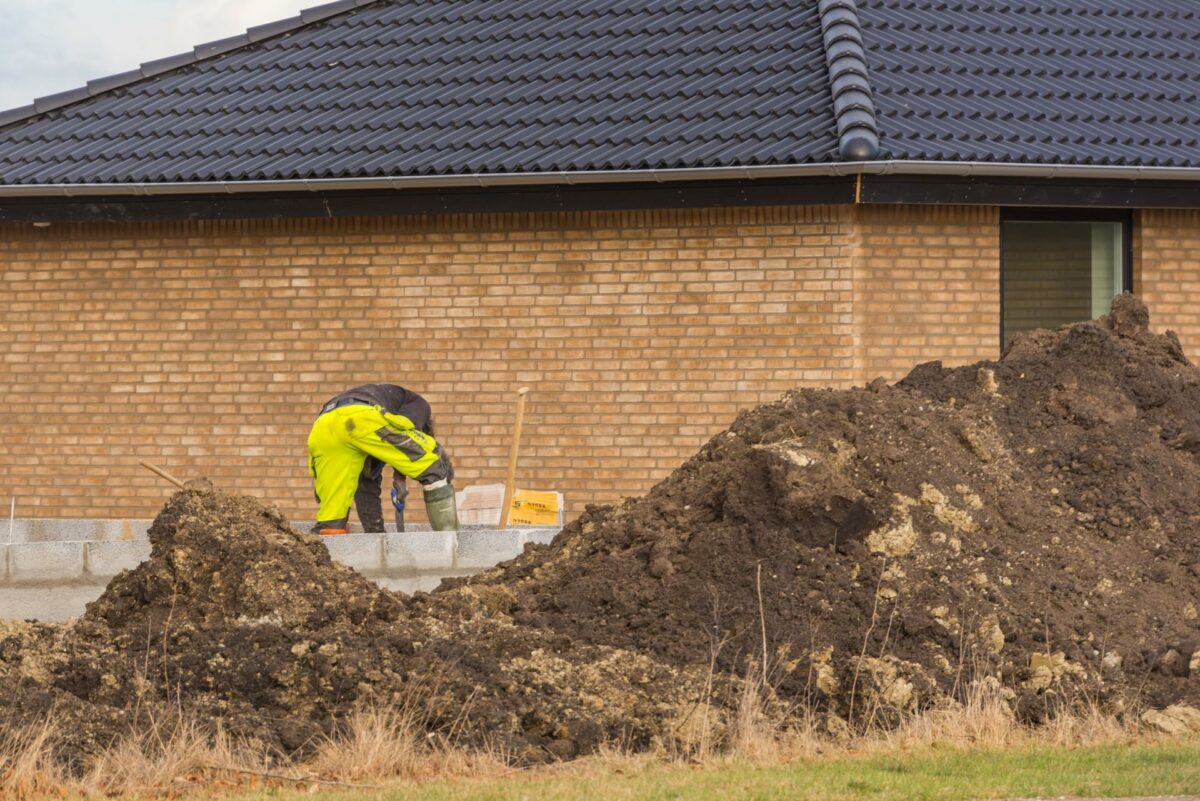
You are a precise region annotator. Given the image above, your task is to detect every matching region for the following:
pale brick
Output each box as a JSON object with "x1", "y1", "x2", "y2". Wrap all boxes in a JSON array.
[
  {"x1": 1140, "y1": 210, "x2": 1200, "y2": 356},
  {"x1": 0, "y1": 204, "x2": 1007, "y2": 526}
]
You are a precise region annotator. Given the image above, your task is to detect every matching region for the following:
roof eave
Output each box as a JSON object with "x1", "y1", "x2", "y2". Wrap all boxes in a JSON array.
[
  {"x1": 1, "y1": 160, "x2": 1200, "y2": 199},
  {"x1": 0, "y1": 163, "x2": 860, "y2": 197}
]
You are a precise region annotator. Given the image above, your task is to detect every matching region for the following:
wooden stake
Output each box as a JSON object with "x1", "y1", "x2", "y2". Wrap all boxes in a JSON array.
[
  {"x1": 140, "y1": 461, "x2": 187, "y2": 490},
  {"x1": 498, "y1": 387, "x2": 530, "y2": 530}
]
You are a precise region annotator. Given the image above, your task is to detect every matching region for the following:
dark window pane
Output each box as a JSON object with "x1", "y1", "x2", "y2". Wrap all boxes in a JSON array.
[{"x1": 1002, "y1": 221, "x2": 1124, "y2": 346}]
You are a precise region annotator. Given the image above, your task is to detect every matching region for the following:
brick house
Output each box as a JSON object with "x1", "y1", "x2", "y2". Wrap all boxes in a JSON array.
[{"x1": 1, "y1": 0, "x2": 1198, "y2": 522}]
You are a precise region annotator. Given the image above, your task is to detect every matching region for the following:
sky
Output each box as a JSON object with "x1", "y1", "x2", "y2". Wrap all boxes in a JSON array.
[{"x1": 0, "y1": 0, "x2": 309, "y2": 111}]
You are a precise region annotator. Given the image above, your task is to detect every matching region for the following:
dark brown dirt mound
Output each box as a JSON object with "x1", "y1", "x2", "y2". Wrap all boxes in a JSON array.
[
  {"x1": 0, "y1": 491, "x2": 714, "y2": 766},
  {"x1": 0, "y1": 493, "x2": 413, "y2": 763},
  {"x1": 480, "y1": 294, "x2": 1200, "y2": 722},
  {"x1": 2, "y1": 295, "x2": 1199, "y2": 766}
]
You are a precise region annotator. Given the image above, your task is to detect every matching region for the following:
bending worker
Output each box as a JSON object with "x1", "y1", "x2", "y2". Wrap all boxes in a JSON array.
[{"x1": 307, "y1": 383, "x2": 458, "y2": 534}]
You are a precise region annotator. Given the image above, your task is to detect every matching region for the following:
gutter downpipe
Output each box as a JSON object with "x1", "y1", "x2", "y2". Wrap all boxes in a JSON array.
[{"x1": 0, "y1": 161, "x2": 1195, "y2": 198}]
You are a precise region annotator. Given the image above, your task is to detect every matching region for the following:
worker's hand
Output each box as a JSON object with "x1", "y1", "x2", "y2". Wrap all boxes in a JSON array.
[{"x1": 391, "y1": 486, "x2": 406, "y2": 513}]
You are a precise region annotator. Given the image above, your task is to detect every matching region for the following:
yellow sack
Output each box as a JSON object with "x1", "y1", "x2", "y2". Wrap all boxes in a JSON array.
[{"x1": 510, "y1": 489, "x2": 561, "y2": 526}]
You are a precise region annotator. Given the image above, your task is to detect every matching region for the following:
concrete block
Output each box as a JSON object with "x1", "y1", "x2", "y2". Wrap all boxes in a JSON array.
[
  {"x1": 521, "y1": 528, "x2": 559, "y2": 547},
  {"x1": 3, "y1": 519, "x2": 31, "y2": 543},
  {"x1": 383, "y1": 531, "x2": 455, "y2": 571},
  {"x1": 86, "y1": 541, "x2": 152, "y2": 577},
  {"x1": 0, "y1": 585, "x2": 105, "y2": 623},
  {"x1": 320, "y1": 534, "x2": 384, "y2": 573},
  {"x1": 384, "y1": 522, "x2": 433, "y2": 533},
  {"x1": 29, "y1": 519, "x2": 101, "y2": 542},
  {"x1": 8, "y1": 542, "x2": 86, "y2": 582},
  {"x1": 455, "y1": 528, "x2": 523, "y2": 569},
  {"x1": 95, "y1": 520, "x2": 152, "y2": 541},
  {"x1": 376, "y1": 574, "x2": 448, "y2": 595},
  {"x1": 294, "y1": 522, "x2": 458, "y2": 534}
]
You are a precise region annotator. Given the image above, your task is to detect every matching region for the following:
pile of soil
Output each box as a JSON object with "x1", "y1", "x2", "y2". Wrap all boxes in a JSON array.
[
  {"x1": 488, "y1": 295, "x2": 1200, "y2": 726},
  {"x1": 0, "y1": 483, "x2": 720, "y2": 765},
  {"x1": 2, "y1": 295, "x2": 1199, "y2": 765}
]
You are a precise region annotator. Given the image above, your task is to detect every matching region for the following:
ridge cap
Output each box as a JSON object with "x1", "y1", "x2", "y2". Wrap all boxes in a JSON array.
[{"x1": 817, "y1": 0, "x2": 881, "y2": 160}]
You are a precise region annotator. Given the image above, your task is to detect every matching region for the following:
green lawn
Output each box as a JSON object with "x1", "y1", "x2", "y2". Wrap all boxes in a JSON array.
[{"x1": 231, "y1": 742, "x2": 1200, "y2": 801}]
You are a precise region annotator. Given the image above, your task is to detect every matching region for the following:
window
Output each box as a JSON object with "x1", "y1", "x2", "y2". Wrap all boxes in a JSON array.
[{"x1": 1001, "y1": 210, "x2": 1131, "y2": 347}]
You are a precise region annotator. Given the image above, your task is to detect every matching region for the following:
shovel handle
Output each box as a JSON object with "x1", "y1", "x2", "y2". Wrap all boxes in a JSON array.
[
  {"x1": 499, "y1": 388, "x2": 530, "y2": 529},
  {"x1": 140, "y1": 461, "x2": 187, "y2": 490}
]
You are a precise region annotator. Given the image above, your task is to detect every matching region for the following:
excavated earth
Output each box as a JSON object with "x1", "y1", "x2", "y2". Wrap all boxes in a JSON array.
[{"x1": 2, "y1": 295, "x2": 1200, "y2": 767}]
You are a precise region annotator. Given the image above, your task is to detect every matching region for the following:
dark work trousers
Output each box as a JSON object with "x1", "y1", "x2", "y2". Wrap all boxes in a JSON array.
[{"x1": 354, "y1": 456, "x2": 408, "y2": 533}]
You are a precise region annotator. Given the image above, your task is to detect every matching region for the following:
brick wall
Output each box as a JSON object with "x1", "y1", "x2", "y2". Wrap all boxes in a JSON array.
[
  {"x1": 1137, "y1": 210, "x2": 1200, "y2": 357},
  {"x1": 852, "y1": 205, "x2": 1001, "y2": 383},
  {"x1": 0, "y1": 206, "x2": 860, "y2": 521}
]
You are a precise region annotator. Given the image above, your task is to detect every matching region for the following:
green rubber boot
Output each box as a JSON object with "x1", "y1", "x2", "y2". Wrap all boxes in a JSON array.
[{"x1": 423, "y1": 480, "x2": 459, "y2": 531}]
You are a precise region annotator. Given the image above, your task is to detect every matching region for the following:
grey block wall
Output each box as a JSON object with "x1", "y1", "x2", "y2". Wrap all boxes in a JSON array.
[
  {"x1": 0, "y1": 522, "x2": 561, "y2": 623},
  {"x1": 3, "y1": 518, "x2": 518, "y2": 543},
  {"x1": 5, "y1": 518, "x2": 152, "y2": 543},
  {"x1": 87, "y1": 541, "x2": 153, "y2": 577}
]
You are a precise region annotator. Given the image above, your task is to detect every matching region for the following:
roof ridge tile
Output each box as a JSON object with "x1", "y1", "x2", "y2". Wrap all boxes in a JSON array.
[{"x1": 818, "y1": 0, "x2": 880, "y2": 160}]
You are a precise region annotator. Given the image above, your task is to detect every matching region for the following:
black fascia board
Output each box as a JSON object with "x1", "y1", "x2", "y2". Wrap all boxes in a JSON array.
[
  {"x1": 860, "y1": 175, "x2": 1200, "y2": 209},
  {"x1": 0, "y1": 177, "x2": 856, "y2": 225},
  {"x1": 10, "y1": 173, "x2": 1200, "y2": 226}
]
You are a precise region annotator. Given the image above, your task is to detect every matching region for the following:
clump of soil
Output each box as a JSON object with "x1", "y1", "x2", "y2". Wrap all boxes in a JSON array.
[{"x1": 2, "y1": 295, "x2": 1199, "y2": 766}]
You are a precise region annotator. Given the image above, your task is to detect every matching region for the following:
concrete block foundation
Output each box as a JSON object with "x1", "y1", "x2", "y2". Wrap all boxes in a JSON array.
[
  {"x1": 0, "y1": 518, "x2": 562, "y2": 622},
  {"x1": 321, "y1": 534, "x2": 384, "y2": 573},
  {"x1": 86, "y1": 541, "x2": 153, "y2": 578},
  {"x1": 8, "y1": 542, "x2": 86, "y2": 583},
  {"x1": 457, "y1": 528, "x2": 523, "y2": 569},
  {"x1": 384, "y1": 531, "x2": 457, "y2": 571}
]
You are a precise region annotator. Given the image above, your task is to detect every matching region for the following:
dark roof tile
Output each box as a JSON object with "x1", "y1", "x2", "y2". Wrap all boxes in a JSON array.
[
  {"x1": 0, "y1": 0, "x2": 837, "y2": 185},
  {"x1": 857, "y1": 0, "x2": 1200, "y2": 166},
  {"x1": 3, "y1": 0, "x2": 1200, "y2": 186}
]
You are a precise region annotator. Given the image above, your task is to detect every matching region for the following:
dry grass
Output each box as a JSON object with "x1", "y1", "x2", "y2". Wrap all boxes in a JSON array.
[
  {"x1": 879, "y1": 680, "x2": 1019, "y2": 752},
  {"x1": 307, "y1": 707, "x2": 426, "y2": 783},
  {"x1": 728, "y1": 664, "x2": 778, "y2": 761},
  {"x1": 850, "y1": 682, "x2": 1131, "y2": 759},
  {"x1": 0, "y1": 721, "x2": 64, "y2": 800},
  {"x1": 307, "y1": 707, "x2": 507, "y2": 784},
  {"x1": 0, "y1": 682, "x2": 1178, "y2": 801},
  {"x1": 717, "y1": 671, "x2": 1138, "y2": 770},
  {"x1": 78, "y1": 718, "x2": 262, "y2": 798}
]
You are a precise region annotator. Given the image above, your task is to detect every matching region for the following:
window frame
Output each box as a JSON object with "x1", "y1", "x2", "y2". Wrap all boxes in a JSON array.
[{"x1": 999, "y1": 208, "x2": 1134, "y2": 349}]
